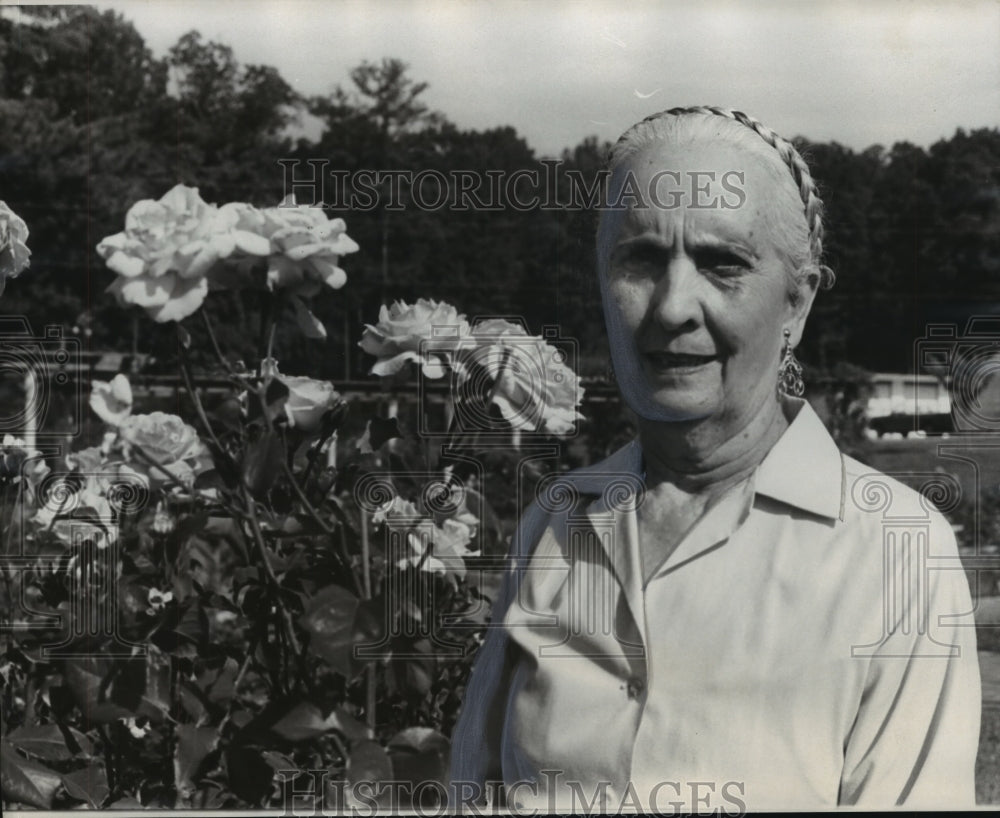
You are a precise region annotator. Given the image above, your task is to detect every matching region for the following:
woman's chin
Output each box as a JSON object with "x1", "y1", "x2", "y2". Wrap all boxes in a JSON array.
[{"x1": 623, "y1": 389, "x2": 719, "y2": 423}]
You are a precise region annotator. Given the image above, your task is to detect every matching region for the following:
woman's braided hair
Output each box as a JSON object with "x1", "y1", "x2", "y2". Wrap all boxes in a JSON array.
[{"x1": 607, "y1": 105, "x2": 836, "y2": 290}]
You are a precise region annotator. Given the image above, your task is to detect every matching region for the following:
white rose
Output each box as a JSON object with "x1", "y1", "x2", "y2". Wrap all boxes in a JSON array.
[
  {"x1": 359, "y1": 298, "x2": 471, "y2": 379},
  {"x1": 372, "y1": 496, "x2": 475, "y2": 582},
  {"x1": 119, "y1": 412, "x2": 212, "y2": 488},
  {"x1": 278, "y1": 374, "x2": 343, "y2": 433},
  {"x1": 1, "y1": 434, "x2": 49, "y2": 488},
  {"x1": 97, "y1": 185, "x2": 265, "y2": 322},
  {"x1": 89, "y1": 374, "x2": 133, "y2": 426},
  {"x1": 467, "y1": 318, "x2": 584, "y2": 436},
  {"x1": 0, "y1": 200, "x2": 31, "y2": 292}
]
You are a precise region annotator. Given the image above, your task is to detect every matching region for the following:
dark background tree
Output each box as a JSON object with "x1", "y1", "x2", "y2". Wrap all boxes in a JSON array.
[{"x1": 2, "y1": 4, "x2": 999, "y2": 381}]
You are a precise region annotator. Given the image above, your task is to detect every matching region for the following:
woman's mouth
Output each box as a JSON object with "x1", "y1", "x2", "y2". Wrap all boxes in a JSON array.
[{"x1": 642, "y1": 351, "x2": 718, "y2": 371}]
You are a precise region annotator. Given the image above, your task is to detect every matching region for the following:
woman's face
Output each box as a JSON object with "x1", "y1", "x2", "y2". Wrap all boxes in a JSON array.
[{"x1": 599, "y1": 138, "x2": 816, "y2": 426}]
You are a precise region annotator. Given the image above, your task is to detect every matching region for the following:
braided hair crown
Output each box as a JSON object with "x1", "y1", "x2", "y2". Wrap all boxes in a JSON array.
[{"x1": 608, "y1": 106, "x2": 836, "y2": 290}]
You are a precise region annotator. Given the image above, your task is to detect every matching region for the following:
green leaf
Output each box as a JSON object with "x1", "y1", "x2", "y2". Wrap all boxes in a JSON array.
[
  {"x1": 225, "y1": 746, "x2": 275, "y2": 805},
  {"x1": 269, "y1": 701, "x2": 371, "y2": 743},
  {"x1": 247, "y1": 377, "x2": 290, "y2": 426},
  {"x1": 195, "y1": 655, "x2": 239, "y2": 705},
  {"x1": 404, "y1": 656, "x2": 435, "y2": 697},
  {"x1": 367, "y1": 416, "x2": 402, "y2": 451},
  {"x1": 109, "y1": 795, "x2": 144, "y2": 808},
  {"x1": 172, "y1": 510, "x2": 212, "y2": 543},
  {"x1": 346, "y1": 740, "x2": 392, "y2": 784},
  {"x1": 208, "y1": 395, "x2": 245, "y2": 433},
  {"x1": 298, "y1": 584, "x2": 362, "y2": 678},
  {"x1": 292, "y1": 296, "x2": 327, "y2": 339},
  {"x1": 62, "y1": 656, "x2": 133, "y2": 724},
  {"x1": 345, "y1": 740, "x2": 394, "y2": 809},
  {"x1": 387, "y1": 727, "x2": 450, "y2": 788},
  {"x1": 111, "y1": 650, "x2": 172, "y2": 721},
  {"x1": 7, "y1": 724, "x2": 92, "y2": 761},
  {"x1": 60, "y1": 762, "x2": 109, "y2": 808},
  {"x1": 0, "y1": 741, "x2": 61, "y2": 808},
  {"x1": 63, "y1": 650, "x2": 171, "y2": 725},
  {"x1": 119, "y1": 576, "x2": 155, "y2": 617},
  {"x1": 261, "y1": 750, "x2": 296, "y2": 771},
  {"x1": 174, "y1": 724, "x2": 220, "y2": 796},
  {"x1": 175, "y1": 600, "x2": 210, "y2": 648},
  {"x1": 244, "y1": 430, "x2": 286, "y2": 495},
  {"x1": 178, "y1": 682, "x2": 208, "y2": 722}
]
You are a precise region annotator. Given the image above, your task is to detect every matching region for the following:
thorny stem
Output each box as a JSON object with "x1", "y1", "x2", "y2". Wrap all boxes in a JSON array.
[
  {"x1": 128, "y1": 445, "x2": 198, "y2": 497},
  {"x1": 276, "y1": 442, "x2": 363, "y2": 598},
  {"x1": 441, "y1": 346, "x2": 512, "y2": 481},
  {"x1": 213, "y1": 644, "x2": 256, "y2": 734},
  {"x1": 200, "y1": 308, "x2": 233, "y2": 375},
  {"x1": 257, "y1": 294, "x2": 277, "y2": 378},
  {"x1": 266, "y1": 322, "x2": 277, "y2": 367},
  {"x1": 98, "y1": 725, "x2": 116, "y2": 793},
  {"x1": 360, "y1": 513, "x2": 372, "y2": 600},
  {"x1": 365, "y1": 663, "x2": 377, "y2": 734},
  {"x1": 300, "y1": 427, "x2": 337, "y2": 491},
  {"x1": 168, "y1": 656, "x2": 180, "y2": 805},
  {"x1": 2, "y1": 482, "x2": 24, "y2": 593},
  {"x1": 239, "y1": 483, "x2": 302, "y2": 659},
  {"x1": 177, "y1": 343, "x2": 231, "y2": 458},
  {"x1": 360, "y1": 513, "x2": 376, "y2": 732}
]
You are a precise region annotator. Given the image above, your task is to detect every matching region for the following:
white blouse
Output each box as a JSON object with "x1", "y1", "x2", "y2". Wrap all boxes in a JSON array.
[{"x1": 449, "y1": 398, "x2": 981, "y2": 811}]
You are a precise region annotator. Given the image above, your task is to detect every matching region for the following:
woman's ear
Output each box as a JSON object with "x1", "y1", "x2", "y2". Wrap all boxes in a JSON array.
[{"x1": 786, "y1": 266, "x2": 821, "y2": 347}]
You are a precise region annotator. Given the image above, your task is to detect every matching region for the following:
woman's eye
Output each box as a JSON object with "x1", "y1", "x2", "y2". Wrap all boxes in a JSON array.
[
  {"x1": 612, "y1": 246, "x2": 664, "y2": 277},
  {"x1": 695, "y1": 249, "x2": 751, "y2": 275}
]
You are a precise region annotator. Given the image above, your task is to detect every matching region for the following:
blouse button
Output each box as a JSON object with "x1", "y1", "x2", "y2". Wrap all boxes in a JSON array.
[{"x1": 626, "y1": 676, "x2": 644, "y2": 700}]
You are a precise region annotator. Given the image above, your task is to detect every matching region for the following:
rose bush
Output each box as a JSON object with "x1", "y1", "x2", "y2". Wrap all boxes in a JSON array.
[{"x1": 1, "y1": 192, "x2": 582, "y2": 812}]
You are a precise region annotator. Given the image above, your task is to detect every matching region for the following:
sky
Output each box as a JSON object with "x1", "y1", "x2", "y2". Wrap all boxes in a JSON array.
[{"x1": 54, "y1": 0, "x2": 1000, "y2": 156}]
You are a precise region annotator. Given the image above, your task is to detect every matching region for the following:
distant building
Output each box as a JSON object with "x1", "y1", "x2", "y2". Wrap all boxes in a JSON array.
[{"x1": 867, "y1": 373, "x2": 950, "y2": 419}]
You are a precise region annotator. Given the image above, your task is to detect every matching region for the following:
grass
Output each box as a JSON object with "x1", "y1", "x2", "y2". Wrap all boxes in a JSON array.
[
  {"x1": 848, "y1": 436, "x2": 988, "y2": 501},
  {"x1": 978, "y1": 706, "x2": 1000, "y2": 804},
  {"x1": 976, "y1": 595, "x2": 1000, "y2": 803}
]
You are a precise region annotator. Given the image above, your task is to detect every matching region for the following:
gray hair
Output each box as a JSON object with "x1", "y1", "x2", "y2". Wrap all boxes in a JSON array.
[{"x1": 599, "y1": 106, "x2": 836, "y2": 297}]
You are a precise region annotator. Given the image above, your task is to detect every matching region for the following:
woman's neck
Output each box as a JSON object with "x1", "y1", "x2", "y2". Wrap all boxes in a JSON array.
[{"x1": 637, "y1": 397, "x2": 791, "y2": 495}]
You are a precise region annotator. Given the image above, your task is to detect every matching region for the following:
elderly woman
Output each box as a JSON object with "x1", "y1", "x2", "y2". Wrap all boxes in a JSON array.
[{"x1": 449, "y1": 107, "x2": 981, "y2": 811}]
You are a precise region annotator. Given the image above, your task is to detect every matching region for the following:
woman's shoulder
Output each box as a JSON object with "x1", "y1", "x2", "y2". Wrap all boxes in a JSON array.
[
  {"x1": 529, "y1": 439, "x2": 643, "y2": 512},
  {"x1": 508, "y1": 440, "x2": 643, "y2": 557},
  {"x1": 836, "y1": 451, "x2": 960, "y2": 550}
]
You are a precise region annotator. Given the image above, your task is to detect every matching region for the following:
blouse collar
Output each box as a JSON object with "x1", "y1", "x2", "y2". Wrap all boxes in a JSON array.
[{"x1": 560, "y1": 397, "x2": 845, "y2": 522}]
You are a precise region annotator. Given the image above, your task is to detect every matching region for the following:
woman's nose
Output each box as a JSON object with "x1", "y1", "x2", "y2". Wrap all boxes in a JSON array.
[{"x1": 649, "y1": 256, "x2": 701, "y2": 330}]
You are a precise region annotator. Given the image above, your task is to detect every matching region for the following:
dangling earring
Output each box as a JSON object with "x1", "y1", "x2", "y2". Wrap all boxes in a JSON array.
[{"x1": 777, "y1": 328, "x2": 804, "y2": 397}]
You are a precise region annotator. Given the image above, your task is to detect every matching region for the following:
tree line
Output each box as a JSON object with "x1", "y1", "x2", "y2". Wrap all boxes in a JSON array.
[{"x1": 2, "y1": 5, "x2": 998, "y2": 381}]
